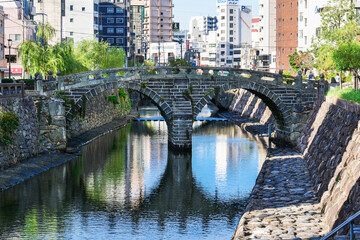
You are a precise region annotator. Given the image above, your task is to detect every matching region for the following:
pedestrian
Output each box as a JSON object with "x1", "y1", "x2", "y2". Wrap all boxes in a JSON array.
[
  {"x1": 308, "y1": 71, "x2": 314, "y2": 80},
  {"x1": 335, "y1": 73, "x2": 340, "y2": 84}
]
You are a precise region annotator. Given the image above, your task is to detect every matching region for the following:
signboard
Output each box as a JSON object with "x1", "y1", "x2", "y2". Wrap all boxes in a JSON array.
[
  {"x1": 241, "y1": 6, "x2": 251, "y2": 13},
  {"x1": 172, "y1": 22, "x2": 180, "y2": 31},
  {"x1": 217, "y1": 0, "x2": 239, "y2": 5},
  {"x1": 186, "y1": 40, "x2": 190, "y2": 51},
  {"x1": 4, "y1": 68, "x2": 23, "y2": 74}
]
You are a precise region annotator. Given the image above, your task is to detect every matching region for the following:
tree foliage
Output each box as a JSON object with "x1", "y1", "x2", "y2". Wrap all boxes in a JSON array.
[
  {"x1": 168, "y1": 58, "x2": 192, "y2": 67},
  {"x1": 311, "y1": 0, "x2": 360, "y2": 72},
  {"x1": 18, "y1": 22, "x2": 126, "y2": 77},
  {"x1": 332, "y1": 41, "x2": 360, "y2": 77},
  {"x1": 288, "y1": 50, "x2": 313, "y2": 73}
]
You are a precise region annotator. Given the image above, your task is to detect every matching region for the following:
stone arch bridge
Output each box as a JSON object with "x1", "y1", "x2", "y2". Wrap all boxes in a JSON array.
[{"x1": 42, "y1": 66, "x2": 323, "y2": 150}]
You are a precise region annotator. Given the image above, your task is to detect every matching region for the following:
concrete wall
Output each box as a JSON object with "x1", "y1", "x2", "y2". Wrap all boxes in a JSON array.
[{"x1": 297, "y1": 97, "x2": 360, "y2": 230}]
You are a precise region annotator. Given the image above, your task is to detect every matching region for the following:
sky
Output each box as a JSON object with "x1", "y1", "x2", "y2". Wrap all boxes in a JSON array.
[{"x1": 173, "y1": 0, "x2": 259, "y2": 31}]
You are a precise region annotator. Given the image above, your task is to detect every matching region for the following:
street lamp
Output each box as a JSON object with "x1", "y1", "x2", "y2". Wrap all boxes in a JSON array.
[{"x1": 7, "y1": 39, "x2": 12, "y2": 79}]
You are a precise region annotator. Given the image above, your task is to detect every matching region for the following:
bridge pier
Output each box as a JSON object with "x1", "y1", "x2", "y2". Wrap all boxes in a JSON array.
[{"x1": 168, "y1": 113, "x2": 193, "y2": 151}]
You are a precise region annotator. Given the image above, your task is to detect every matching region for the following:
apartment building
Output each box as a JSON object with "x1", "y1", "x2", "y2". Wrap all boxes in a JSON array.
[
  {"x1": 33, "y1": 0, "x2": 99, "y2": 44},
  {"x1": 2, "y1": 1, "x2": 35, "y2": 78},
  {"x1": 216, "y1": 0, "x2": 252, "y2": 68},
  {"x1": 0, "y1": 6, "x2": 6, "y2": 79},
  {"x1": 258, "y1": 0, "x2": 276, "y2": 72},
  {"x1": 276, "y1": 0, "x2": 298, "y2": 72},
  {"x1": 130, "y1": 0, "x2": 145, "y2": 59},
  {"x1": 188, "y1": 16, "x2": 218, "y2": 66},
  {"x1": 143, "y1": 0, "x2": 173, "y2": 51},
  {"x1": 99, "y1": 0, "x2": 130, "y2": 55},
  {"x1": 298, "y1": 0, "x2": 328, "y2": 52},
  {"x1": 63, "y1": 0, "x2": 100, "y2": 43}
]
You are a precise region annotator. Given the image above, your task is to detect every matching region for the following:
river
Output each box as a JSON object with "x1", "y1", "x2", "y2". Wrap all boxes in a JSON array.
[{"x1": 0, "y1": 105, "x2": 266, "y2": 239}]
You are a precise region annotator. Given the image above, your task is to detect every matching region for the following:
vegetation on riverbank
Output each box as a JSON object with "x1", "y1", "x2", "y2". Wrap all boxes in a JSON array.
[
  {"x1": 0, "y1": 112, "x2": 20, "y2": 145},
  {"x1": 327, "y1": 87, "x2": 360, "y2": 104}
]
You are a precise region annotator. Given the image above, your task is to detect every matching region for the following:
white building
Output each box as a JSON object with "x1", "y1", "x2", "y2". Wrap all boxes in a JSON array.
[
  {"x1": 33, "y1": 0, "x2": 99, "y2": 44},
  {"x1": 258, "y1": 0, "x2": 276, "y2": 72},
  {"x1": 188, "y1": 16, "x2": 218, "y2": 66},
  {"x1": 62, "y1": 0, "x2": 100, "y2": 44},
  {"x1": 216, "y1": 0, "x2": 252, "y2": 68},
  {"x1": 149, "y1": 42, "x2": 181, "y2": 65},
  {"x1": 298, "y1": 0, "x2": 329, "y2": 52}
]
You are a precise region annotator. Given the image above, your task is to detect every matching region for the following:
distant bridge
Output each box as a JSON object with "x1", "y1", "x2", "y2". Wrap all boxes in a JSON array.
[{"x1": 39, "y1": 66, "x2": 324, "y2": 150}]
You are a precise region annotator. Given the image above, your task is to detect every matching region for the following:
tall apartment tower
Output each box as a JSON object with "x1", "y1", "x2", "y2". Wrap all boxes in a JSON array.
[
  {"x1": 258, "y1": 0, "x2": 276, "y2": 72},
  {"x1": 143, "y1": 0, "x2": 173, "y2": 45},
  {"x1": 216, "y1": 1, "x2": 252, "y2": 68},
  {"x1": 99, "y1": 0, "x2": 130, "y2": 55},
  {"x1": 130, "y1": 0, "x2": 145, "y2": 59},
  {"x1": 276, "y1": 0, "x2": 298, "y2": 72}
]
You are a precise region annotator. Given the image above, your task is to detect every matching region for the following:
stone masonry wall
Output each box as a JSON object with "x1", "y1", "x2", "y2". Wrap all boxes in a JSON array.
[
  {"x1": 228, "y1": 89, "x2": 275, "y2": 125},
  {"x1": 67, "y1": 89, "x2": 130, "y2": 139},
  {"x1": 0, "y1": 96, "x2": 67, "y2": 169},
  {"x1": 297, "y1": 97, "x2": 360, "y2": 230},
  {"x1": 0, "y1": 97, "x2": 42, "y2": 169}
]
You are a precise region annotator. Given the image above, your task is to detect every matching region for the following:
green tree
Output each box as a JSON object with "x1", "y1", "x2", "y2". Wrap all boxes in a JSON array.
[
  {"x1": 168, "y1": 58, "x2": 192, "y2": 67},
  {"x1": 332, "y1": 41, "x2": 360, "y2": 90},
  {"x1": 311, "y1": 0, "x2": 360, "y2": 72},
  {"x1": 75, "y1": 38, "x2": 125, "y2": 71},
  {"x1": 288, "y1": 50, "x2": 313, "y2": 73}
]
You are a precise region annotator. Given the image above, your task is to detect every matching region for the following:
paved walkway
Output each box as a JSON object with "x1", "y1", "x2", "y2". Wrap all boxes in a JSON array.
[{"x1": 233, "y1": 148, "x2": 327, "y2": 239}]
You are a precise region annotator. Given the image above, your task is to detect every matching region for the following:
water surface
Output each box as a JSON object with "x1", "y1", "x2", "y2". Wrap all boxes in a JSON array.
[{"x1": 0, "y1": 107, "x2": 266, "y2": 239}]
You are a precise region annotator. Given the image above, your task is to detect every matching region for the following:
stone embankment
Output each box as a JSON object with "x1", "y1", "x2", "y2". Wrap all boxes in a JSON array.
[{"x1": 232, "y1": 88, "x2": 360, "y2": 239}]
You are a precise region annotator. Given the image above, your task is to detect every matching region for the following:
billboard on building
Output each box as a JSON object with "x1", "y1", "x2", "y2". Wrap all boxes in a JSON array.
[
  {"x1": 217, "y1": 0, "x2": 239, "y2": 5},
  {"x1": 173, "y1": 22, "x2": 180, "y2": 31}
]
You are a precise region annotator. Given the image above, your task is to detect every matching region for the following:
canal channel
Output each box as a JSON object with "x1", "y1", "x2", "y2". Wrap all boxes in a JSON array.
[{"x1": 0, "y1": 105, "x2": 267, "y2": 239}]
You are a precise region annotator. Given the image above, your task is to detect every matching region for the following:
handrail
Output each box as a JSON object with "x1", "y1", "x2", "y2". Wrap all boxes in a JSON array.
[
  {"x1": 321, "y1": 210, "x2": 360, "y2": 240},
  {"x1": 0, "y1": 82, "x2": 25, "y2": 98}
]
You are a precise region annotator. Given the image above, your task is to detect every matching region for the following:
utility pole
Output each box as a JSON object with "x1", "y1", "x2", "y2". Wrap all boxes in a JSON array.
[
  {"x1": 21, "y1": 0, "x2": 25, "y2": 78},
  {"x1": 158, "y1": 40, "x2": 160, "y2": 66}
]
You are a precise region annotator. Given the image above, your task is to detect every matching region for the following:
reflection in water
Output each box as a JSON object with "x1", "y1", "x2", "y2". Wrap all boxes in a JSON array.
[{"x1": 0, "y1": 107, "x2": 266, "y2": 239}]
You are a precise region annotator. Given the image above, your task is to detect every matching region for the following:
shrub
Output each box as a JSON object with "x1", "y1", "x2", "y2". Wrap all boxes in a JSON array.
[
  {"x1": 0, "y1": 112, "x2": 20, "y2": 146},
  {"x1": 327, "y1": 87, "x2": 360, "y2": 104}
]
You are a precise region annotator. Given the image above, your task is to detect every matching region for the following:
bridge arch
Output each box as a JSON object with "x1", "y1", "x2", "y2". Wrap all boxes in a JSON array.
[
  {"x1": 193, "y1": 82, "x2": 292, "y2": 132},
  {"x1": 71, "y1": 81, "x2": 173, "y2": 123}
]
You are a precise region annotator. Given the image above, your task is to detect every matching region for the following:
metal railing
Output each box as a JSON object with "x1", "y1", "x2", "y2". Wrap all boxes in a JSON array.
[
  {"x1": 0, "y1": 82, "x2": 25, "y2": 98},
  {"x1": 321, "y1": 210, "x2": 360, "y2": 240}
]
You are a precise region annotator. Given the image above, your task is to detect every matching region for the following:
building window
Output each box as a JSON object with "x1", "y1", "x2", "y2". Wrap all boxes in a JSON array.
[
  {"x1": 70, "y1": 32, "x2": 73, "y2": 36},
  {"x1": 116, "y1": 8, "x2": 123, "y2": 13},
  {"x1": 230, "y1": 30, "x2": 233, "y2": 35},
  {"x1": 82, "y1": 7, "x2": 85, "y2": 11},
  {"x1": 230, "y1": 16, "x2": 233, "y2": 21},
  {"x1": 221, "y1": 51, "x2": 225, "y2": 56},
  {"x1": 230, "y1": 9, "x2": 233, "y2": 14},
  {"x1": 229, "y1": 23, "x2": 233, "y2": 28},
  {"x1": 116, "y1": 28, "x2": 124, "y2": 34},
  {"x1": 116, "y1": 38, "x2": 124, "y2": 44},
  {"x1": 107, "y1": 18, "x2": 114, "y2": 23},
  {"x1": 221, "y1": 44, "x2": 225, "y2": 48},
  {"x1": 221, "y1": 58, "x2": 225, "y2": 62},
  {"x1": 9, "y1": 34, "x2": 21, "y2": 41},
  {"x1": 234, "y1": 50, "x2": 241, "y2": 54},
  {"x1": 107, "y1": 38, "x2": 114, "y2": 44},
  {"x1": 116, "y1": 18, "x2": 124, "y2": 23},
  {"x1": 107, "y1": 28, "x2": 114, "y2": 33},
  {"x1": 70, "y1": 5, "x2": 73, "y2": 11},
  {"x1": 107, "y1": 8, "x2": 114, "y2": 13},
  {"x1": 229, "y1": 37, "x2": 233, "y2": 42}
]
